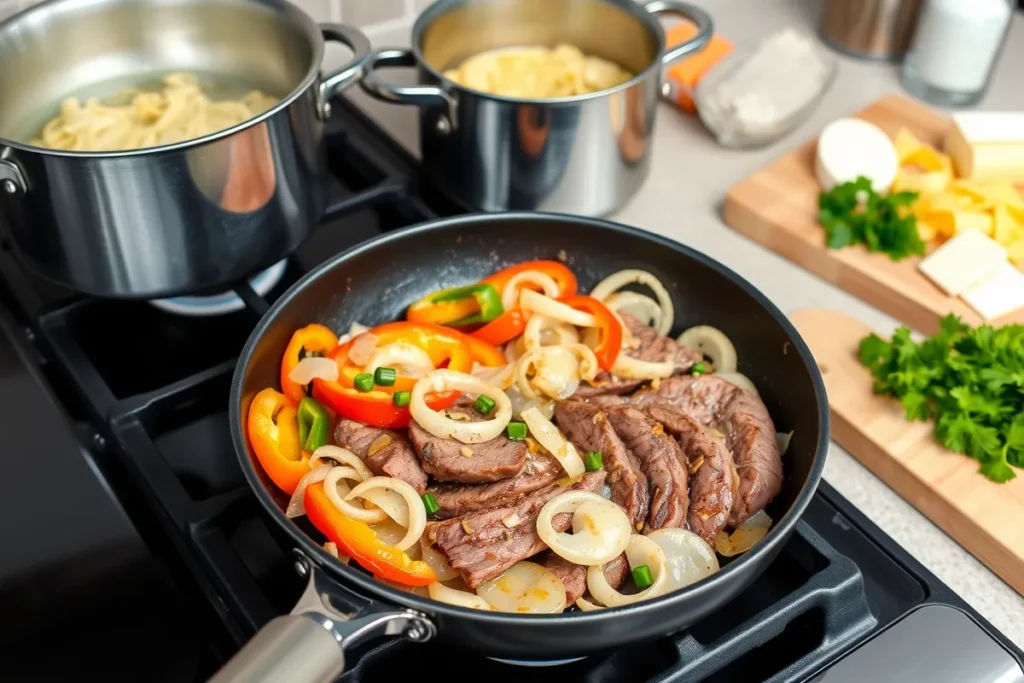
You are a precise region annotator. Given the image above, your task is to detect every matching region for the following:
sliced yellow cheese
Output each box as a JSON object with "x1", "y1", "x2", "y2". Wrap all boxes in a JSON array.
[
  {"x1": 961, "y1": 263, "x2": 1024, "y2": 321},
  {"x1": 944, "y1": 112, "x2": 1024, "y2": 183},
  {"x1": 917, "y1": 229, "x2": 1007, "y2": 296}
]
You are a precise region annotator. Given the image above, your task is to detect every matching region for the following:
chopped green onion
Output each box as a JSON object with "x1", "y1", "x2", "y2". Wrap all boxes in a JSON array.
[
  {"x1": 474, "y1": 394, "x2": 496, "y2": 415},
  {"x1": 374, "y1": 366, "x2": 397, "y2": 387},
  {"x1": 393, "y1": 390, "x2": 411, "y2": 407},
  {"x1": 506, "y1": 421, "x2": 527, "y2": 440},
  {"x1": 354, "y1": 372, "x2": 374, "y2": 392},
  {"x1": 422, "y1": 492, "x2": 440, "y2": 516},
  {"x1": 691, "y1": 362, "x2": 706, "y2": 375},
  {"x1": 584, "y1": 451, "x2": 603, "y2": 471},
  {"x1": 632, "y1": 565, "x2": 653, "y2": 589}
]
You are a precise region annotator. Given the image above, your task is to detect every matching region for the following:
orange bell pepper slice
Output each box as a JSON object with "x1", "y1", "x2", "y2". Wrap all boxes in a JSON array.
[
  {"x1": 562, "y1": 295, "x2": 623, "y2": 370},
  {"x1": 305, "y1": 482, "x2": 437, "y2": 586},
  {"x1": 482, "y1": 260, "x2": 578, "y2": 300},
  {"x1": 247, "y1": 388, "x2": 310, "y2": 494},
  {"x1": 471, "y1": 308, "x2": 529, "y2": 347},
  {"x1": 280, "y1": 324, "x2": 339, "y2": 404}
]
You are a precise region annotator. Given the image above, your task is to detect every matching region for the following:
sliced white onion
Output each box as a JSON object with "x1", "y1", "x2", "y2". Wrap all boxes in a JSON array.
[
  {"x1": 590, "y1": 270, "x2": 674, "y2": 336},
  {"x1": 323, "y1": 541, "x2": 351, "y2": 564},
  {"x1": 523, "y1": 314, "x2": 582, "y2": 352},
  {"x1": 410, "y1": 370, "x2": 512, "y2": 444},
  {"x1": 364, "y1": 342, "x2": 435, "y2": 378},
  {"x1": 285, "y1": 465, "x2": 331, "y2": 518},
  {"x1": 429, "y1": 581, "x2": 494, "y2": 610},
  {"x1": 536, "y1": 491, "x2": 631, "y2": 566},
  {"x1": 611, "y1": 352, "x2": 675, "y2": 380},
  {"x1": 506, "y1": 384, "x2": 555, "y2": 420},
  {"x1": 472, "y1": 362, "x2": 517, "y2": 391},
  {"x1": 521, "y1": 406, "x2": 586, "y2": 478},
  {"x1": 565, "y1": 343, "x2": 599, "y2": 382},
  {"x1": 587, "y1": 535, "x2": 669, "y2": 608},
  {"x1": 346, "y1": 476, "x2": 426, "y2": 551},
  {"x1": 604, "y1": 291, "x2": 662, "y2": 330},
  {"x1": 716, "y1": 510, "x2": 772, "y2": 557},
  {"x1": 371, "y1": 520, "x2": 423, "y2": 560},
  {"x1": 646, "y1": 528, "x2": 720, "y2": 592},
  {"x1": 502, "y1": 271, "x2": 560, "y2": 310},
  {"x1": 476, "y1": 561, "x2": 567, "y2": 614},
  {"x1": 517, "y1": 346, "x2": 581, "y2": 400},
  {"x1": 520, "y1": 289, "x2": 595, "y2": 327},
  {"x1": 310, "y1": 446, "x2": 374, "y2": 482},
  {"x1": 421, "y1": 539, "x2": 459, "y2": 581},
  {"x1": 677, "y1": 326, "x2": 737, "y2": 373},
  {"x1": 505, "y1": 337, "x2": 527, "y2": 364},
  {"x1": 575, "y1": 596, "x2": 605, "y2": 611},
  {"x1": 287, "y1": 356, "x2": 339, "y2": 385},
  {"x1": 348, "y1": 332, "x2": 380, "y2": 366},
  {"x1": 324, "y1": 466, "x2": 388, "y2": 524},
  {"x1": 376, "y1": 575, "x2": 430, "y2": 597},
  {"x1": 776, "y1": 431, "x2": 793, "y2": 455},
  {"x1": 714, "y1": 371, "x2": 759, "y2": 396}
]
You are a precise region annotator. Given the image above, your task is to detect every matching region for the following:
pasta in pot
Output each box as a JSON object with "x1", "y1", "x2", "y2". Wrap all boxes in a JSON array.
[{"x1": 31, "y1": 73, "x2": 278, "y2": 151}]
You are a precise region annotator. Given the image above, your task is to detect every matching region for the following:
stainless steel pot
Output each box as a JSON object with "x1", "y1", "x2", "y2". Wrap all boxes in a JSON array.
[
  {"x1": 0, "y1": 0, "x2": 371, "y2": 299},
  {"x1": 359, "y1": 0, "x2": 712, "y2": 216}
]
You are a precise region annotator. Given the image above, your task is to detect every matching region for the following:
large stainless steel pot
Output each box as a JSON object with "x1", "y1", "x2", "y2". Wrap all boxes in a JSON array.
[
  {"x1": 359, "y1": 0, "x2": 712, "y2": 216},
  {"x1": 0, "y1": 0, "x2": 371, "y2": 299}
]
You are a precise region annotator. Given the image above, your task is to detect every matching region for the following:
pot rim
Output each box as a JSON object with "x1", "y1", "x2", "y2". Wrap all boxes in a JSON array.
[
  {"x1": 411, "y1": 0, "x2": 671, "y2": 106},
  {"x1": 0, "y1": 0, "x2": 328, "y2": 158}
]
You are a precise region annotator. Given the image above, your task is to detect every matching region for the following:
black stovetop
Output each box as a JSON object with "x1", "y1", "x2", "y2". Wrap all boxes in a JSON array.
[{"x1": 0, "y1": 97, "x2": 1020, "y2": 682}]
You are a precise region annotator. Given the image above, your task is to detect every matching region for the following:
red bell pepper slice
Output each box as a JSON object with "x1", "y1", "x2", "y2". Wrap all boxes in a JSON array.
[
  {"x1": 247, "y1": 388, "x2": 310, "y2": 495},
  {"x1": 280, "y1": 324, "x2": 339, "y2": 404},
  {"x1": 561, "y1": 295, "x2": 623, "y2": 371},
  {"x1": 482, "y1": 260, "x2": 578, "y2": 300},
  {"x1": 471, "y1": 308, "x2": 529, "y2": 347},
  {"x1": 305, "y1": 482, "x2": 436, "y2": 586}
]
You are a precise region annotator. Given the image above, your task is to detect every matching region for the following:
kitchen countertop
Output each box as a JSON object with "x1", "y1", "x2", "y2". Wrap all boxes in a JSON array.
[{"x1": 342, "y1": 0, "x2": 1024, "y2": 648}]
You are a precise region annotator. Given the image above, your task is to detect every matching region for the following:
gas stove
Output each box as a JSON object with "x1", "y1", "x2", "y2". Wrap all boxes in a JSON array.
[{"x1": 0, "y1": 97, "x2": 1021, "y2": 683}]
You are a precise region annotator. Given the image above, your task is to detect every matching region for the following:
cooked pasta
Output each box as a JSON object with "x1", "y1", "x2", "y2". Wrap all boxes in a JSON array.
[
  {"x1": 443, "y1": 44, "x2": 633, "y2": 98},
  {"x1": 30, "y1": 73, "x2": 279, "y2": 151}
]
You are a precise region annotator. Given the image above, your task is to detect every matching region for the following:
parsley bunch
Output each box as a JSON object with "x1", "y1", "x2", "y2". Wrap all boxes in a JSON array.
[
  {"x1": 859, "y1": 315, "x2": 1024, "y2": 482},
  {"x1": 819, "y1": 176, "x2": 925, "y2": 261}
]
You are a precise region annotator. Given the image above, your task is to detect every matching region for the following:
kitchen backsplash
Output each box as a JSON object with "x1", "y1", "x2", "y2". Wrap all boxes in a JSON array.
[{"x1": 0, "y1": 0, "x2": 433, "y2": 31}]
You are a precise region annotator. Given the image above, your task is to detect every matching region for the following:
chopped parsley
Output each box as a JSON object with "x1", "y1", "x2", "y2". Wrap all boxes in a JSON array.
[{"x1": 819, "y1": 176, "x2": 924, "y2": 261}]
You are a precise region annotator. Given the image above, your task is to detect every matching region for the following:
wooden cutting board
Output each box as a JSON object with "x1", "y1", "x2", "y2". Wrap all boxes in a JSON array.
[
  {"x1": 790, "y1": 308, "x2": 1024, "y2": 595},
  {"x1": 724, "y1": 95, "x2": 1024, "y2": 336}
]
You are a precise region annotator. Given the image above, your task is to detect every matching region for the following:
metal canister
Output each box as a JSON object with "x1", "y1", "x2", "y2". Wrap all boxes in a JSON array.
[{"x1": 820, "y1": 0, "x2": 923, "y2": 61}]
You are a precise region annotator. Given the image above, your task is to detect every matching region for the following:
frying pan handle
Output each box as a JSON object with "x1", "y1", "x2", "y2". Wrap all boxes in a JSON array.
[
  {"x1": 642, "y1": 0, "x2": 713, "y2": 67},
  {"x1": 209, "y1": 552, "x2": 436, "y2": 683}
]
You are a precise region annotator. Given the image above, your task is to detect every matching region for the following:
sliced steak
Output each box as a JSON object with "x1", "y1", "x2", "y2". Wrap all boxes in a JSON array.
[
  {"x1": 428, "y1": 470, "x2": 606, "y2": 587},
  {"x1": 555, "y1": 400, "x2": 648, "y2": 531},
  {"x1": 572, "y1": 312, "x2": 700, "y2": 398},
  {"x1": 630, "y1": 375, "x2": 782, "y2": 525},
  {"x1": 409, "y1": 398, "x2": 527, "y2": 483},
  {"x1": 539, "y1": 551, "x2": 630, "y2": 605},
  {"x1": 333, "y1": 419, "x2": 427, "y2": 493},
  {"x1": 604, "y1": 405, "x2": 689, "y2": 532},
  {"x1": 427, "y1": 450, "x2": 562, "y2": 519},
  {"x1": 645, "y1": 404, "x2": 736, "y2": 544}
]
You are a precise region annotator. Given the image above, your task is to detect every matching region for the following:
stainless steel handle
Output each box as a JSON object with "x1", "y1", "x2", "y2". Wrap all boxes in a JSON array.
[
  {"x1": 359, "y1": 48, "x2": 458, "y2": 128},
  {"x1": 0, "y1": 151, "x2": 27, "y2": 195},
  {"x1": 643, "y1": 0, "x2": 714, "y2": 66},
  {"x1": 317, "y1": 24, "x2": 373, "y2": 119},
  {"x1": 209, "y1": 552, "x2": 436, "y2": 683}
]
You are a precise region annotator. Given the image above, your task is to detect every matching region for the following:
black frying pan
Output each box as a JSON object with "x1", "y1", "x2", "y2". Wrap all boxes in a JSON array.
[{"x1": 216, "y1": 213, "x2": 829, "y2": 682}]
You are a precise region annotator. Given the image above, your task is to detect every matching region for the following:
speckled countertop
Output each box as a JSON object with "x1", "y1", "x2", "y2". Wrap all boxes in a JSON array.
[{"x1": 341, "y1": 0, "x2": 1024, "y2": 647}]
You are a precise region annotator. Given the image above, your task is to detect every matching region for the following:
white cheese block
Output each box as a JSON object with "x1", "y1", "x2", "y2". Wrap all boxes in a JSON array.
[
  {"x1": 949, "y1": 112, "x2": 1024, "y2": 143},
  {"x1": 962, "y1": 263, "x2": 1024, "y2": 321},
  {"x1": 815, "y1": 118, "x2": 898, "y2": 193},
  {"x1": 944, "y1": 112, "x2": 1024, "y2": 182},
  {"x1": 917, "y1": 230, "x2": 1007, "y2": 296}
]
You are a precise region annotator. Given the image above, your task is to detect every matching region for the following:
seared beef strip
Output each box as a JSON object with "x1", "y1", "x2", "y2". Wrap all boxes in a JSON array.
[
  {"x1": 629, "y1": 375, "x2": 782, "y2": 525},
  {"x1": 573, "y1": 312, "x2": 701, "y2": 398},
  {"x1": 333, "y1": 419, "x2": 427, "y2": 493},
  {"x1": 428, "y1": 470, "x2": 606, "y2": 587},
  {"x1": 604, "y1": 406, "x2": 689, "y2": 532},
  {"x1": 538, "y1": 551, "x2": 630, "y2": 605},
  {"x1": 408, "y1": 398, "x2": 527, "y2": 483},
  {"x1": 555, "y1": 400, "x2": 648, "y2": 531},
  {"x1": 427, "y1": 450, "x2": 562, "y2": 519},
  {"x1": 644, "y1": 404, "x2": 736, "y2": 544}
]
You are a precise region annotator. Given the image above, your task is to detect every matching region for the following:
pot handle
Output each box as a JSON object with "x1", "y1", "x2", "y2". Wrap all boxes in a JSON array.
[
  {"x1": 642, "y1": 0, "x2": 714, "y2": 66},
  {"x1": 0, "y1": 151, "x2": 27, "y2": 195},
  {"x1": 209, "y1": 551, "x2": 436, "y2": 683},
  {"x1": 317, "y1": 24, "x2": 374, "y2": 119},
  {"x1": 359, "y1": 48, "x2": 458, "y2": 127}
]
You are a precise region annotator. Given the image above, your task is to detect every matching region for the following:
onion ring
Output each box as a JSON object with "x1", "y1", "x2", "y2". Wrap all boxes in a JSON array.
[
  {"x1": 346, "y1": 476, "x2": 427, "y2": 551},
  {"x1": 476, "y1": 561, "x2": 567, "y2": 613},
  {"x1": 285, "y1": 465, "x2": 332, "y2": 519},
  {"x1": 348, "y1": 332, "x2": 380, "y2": 366},
  {"x1": 309, "y1": 446, "x2": 374, "y2": 481},
  {"x1": 677, "y1": 326, "x2": 738, "y2": 373},
  {"x1": 421, "y1": 539, "x2": 459, "y2": 581},
  {"x1": 520, "y1": 289, "x2": 595, "y2": 327},
  {"x1": 646, "y1": 528, "x2": 719, "y2": 591},
  {"x1": 536, "y1": 491, "x2": 631, "y2": 566},
  {"x1": 364, "y1": 342, "x2": 435, "y2": 378},
  {"x1": 324, "y1": 466, "x2": 388, "y2": 524},
  {"x1": 287, "y1": 357, "x2": 339, "y2": 385},
  {"x1": 590, "y1": 270, "x2": 674, "y2": 336},
  {"x1": 575, "y1": 596, "x2": 605, "y2": 611},
  {"x1": 610, "y1": 352, "x2": 675, "y2": 380},
  {"x1": 472, "y1": 361, "x2": 516, "y2": 391},
  {"x1": 410, "y1": 370, "x2": 512, "y2": 444},
  {"x1": 516, "y1": 346, "x2": 580, "y2": 400},
  {"x1": 502, "y1": 271, "x2": 560, "y2": 310},
  {"x1": 586, "y1": 535, "x2": 669, "y2": 607},
  {"x1": 714, "y1": 371, "x2": 759, "y2": 396},
  {"x1": 715, "y1": 509, "x2": 772, "y2": 557},
  {"x1": 428, "y1": 581, "x2": 494, "y2": 610},
  {"x1": 521, "y1": 406, "x2": 585, "y2": 478},
  {"x1": 604, "y1": 291, "x2": 662, "y2": 330}
]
